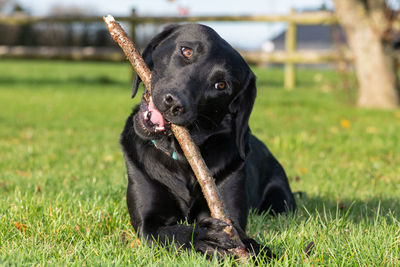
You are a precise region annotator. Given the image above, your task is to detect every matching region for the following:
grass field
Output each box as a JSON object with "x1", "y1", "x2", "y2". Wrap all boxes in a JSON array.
[{"x1": 0, "y1": 59, "x2": 399, "y2": 266}]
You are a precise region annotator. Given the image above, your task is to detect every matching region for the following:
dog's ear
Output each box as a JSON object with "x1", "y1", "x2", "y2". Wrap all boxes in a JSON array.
[
  {"x1": 132, "y1": 24, "x2": 180, "y2": 98},
  {"x1": 229, "y1": 71, "x2": 257, "y2": 159}
]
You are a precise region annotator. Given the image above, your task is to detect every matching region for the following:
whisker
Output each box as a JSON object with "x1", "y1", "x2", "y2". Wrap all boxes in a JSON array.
[
  {"x1": 192, "y1": 120, "x2": 202, "y2": 132},
  {"x1": 198, "y1": 114, "x2": 218, "y2": 128}
]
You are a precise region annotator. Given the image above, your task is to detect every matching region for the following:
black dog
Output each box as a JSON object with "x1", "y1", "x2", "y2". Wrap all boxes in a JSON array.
[{"x1": 120, "y1": 24, "x2": 296, "y2": 257}]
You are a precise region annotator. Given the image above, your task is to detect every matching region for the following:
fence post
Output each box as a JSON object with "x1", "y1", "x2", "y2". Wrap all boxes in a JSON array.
[
  {"x1": 130, "y1": 9, "x2": 137, "y2": 44},
  {"x1": 284, "y1": 9, "x2": 297, "y2": 90},
  {"x1": 130, "y1": 9, "x2": 138, "y2": 81}
]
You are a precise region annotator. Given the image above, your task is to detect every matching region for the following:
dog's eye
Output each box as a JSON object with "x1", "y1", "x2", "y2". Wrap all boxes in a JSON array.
[
  {"x1": 181, "y1": 46, "x2": 193, "y2": 59},
  {"x1": 215, "y1": 81, "x2": 227, "y2": 90}
]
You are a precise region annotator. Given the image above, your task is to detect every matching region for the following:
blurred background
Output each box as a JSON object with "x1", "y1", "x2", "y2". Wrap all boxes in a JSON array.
[
  {"x1": 1, "y1": 0, "x2": 336, "y2": 50},
  {"x1": 1, "y1": 0, "x2": 400, "y2": 108}
]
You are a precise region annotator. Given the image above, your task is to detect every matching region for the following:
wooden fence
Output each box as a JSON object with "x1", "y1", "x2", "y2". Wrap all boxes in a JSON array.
[{"x1": 0, "y1": 10, "x2": 345, "y2": 89}]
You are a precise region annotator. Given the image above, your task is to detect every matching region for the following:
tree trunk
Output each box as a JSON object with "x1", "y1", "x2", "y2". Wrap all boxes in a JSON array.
[{"x1": 334, "y1": 0, "x2": 399, "y2": 109}]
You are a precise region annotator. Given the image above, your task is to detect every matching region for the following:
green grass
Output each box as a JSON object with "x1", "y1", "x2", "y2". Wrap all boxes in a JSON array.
[{"x1": 0, "y1": 59, "x2": 399, "y2": 266}]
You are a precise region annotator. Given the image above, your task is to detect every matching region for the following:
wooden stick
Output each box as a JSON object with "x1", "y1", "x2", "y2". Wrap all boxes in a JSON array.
[{"x1": 103, "y1": 15, "x2": 249, "y2": 260}]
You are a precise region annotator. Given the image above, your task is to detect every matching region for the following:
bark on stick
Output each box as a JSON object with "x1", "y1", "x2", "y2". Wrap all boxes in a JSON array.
[{"x1": 103, "y1": 15, "x2": 249, "y2": 259}]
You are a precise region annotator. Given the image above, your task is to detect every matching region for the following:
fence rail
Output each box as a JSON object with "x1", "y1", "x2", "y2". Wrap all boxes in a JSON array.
[
  {"x1": 0, "y1": 45, "x2": 353, "y2": 62},
  {"x1": 0, "y1": 11, "x2": 337, "y2": 25},
  {"x1": 0, "y1": 11, "x2": 341, "y2": 88},
  {"x1": 0, "y1": 46, "x2": 123, "y2": 61}
]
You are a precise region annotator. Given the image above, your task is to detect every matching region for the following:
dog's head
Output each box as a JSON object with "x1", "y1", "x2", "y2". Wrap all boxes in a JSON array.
[{"x1": 133, "y1": 24, "x2": 256, "y2": 159}]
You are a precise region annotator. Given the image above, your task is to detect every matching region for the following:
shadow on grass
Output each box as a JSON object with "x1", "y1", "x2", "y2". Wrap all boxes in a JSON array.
[
  {"x1": 0, "y1": 76, "x2": 131, "y2": 87},
  {"x1": 294, "y1": 193, "x2": 400, "y2": 224},
  {"x1": 256, "y1": 79, "x2": 285, "y2": 88},
  {"x1": 256, "y1": 78, "x2": 338, "y2": 90}
]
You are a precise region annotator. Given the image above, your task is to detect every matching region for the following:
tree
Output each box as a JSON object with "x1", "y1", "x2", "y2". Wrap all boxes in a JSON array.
[{"x1": 334, "y1": 0, "x2": 400, "y2": 109}]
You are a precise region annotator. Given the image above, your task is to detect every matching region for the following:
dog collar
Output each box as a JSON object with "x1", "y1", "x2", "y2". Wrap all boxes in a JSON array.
[{"x1": 151, "y1": 140, "x2": 178, "y2": 160}]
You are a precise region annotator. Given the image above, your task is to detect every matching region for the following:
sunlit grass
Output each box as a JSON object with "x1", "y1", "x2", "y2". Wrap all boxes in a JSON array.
[{"x1": 0, "y1": 60, "x2": 399, "y2": 266}]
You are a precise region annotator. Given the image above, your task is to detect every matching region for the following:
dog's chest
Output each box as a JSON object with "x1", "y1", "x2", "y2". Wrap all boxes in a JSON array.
[{"x1": 144, "y1": 153, "x2": 200, "y2": 209}]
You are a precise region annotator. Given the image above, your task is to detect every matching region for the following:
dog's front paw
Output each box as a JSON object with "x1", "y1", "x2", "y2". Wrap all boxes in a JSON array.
[
  {"x1": 242, "y1": 238, "x2": 274, "y2": 259},
  {"x1": 193, "y1": 218, "x2": 237, "y2": 257}
]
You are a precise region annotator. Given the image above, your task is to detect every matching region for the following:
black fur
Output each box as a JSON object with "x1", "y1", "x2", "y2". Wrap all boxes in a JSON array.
[{"x1": 120, "y1": 24, "x2": 296, "y2": 257}]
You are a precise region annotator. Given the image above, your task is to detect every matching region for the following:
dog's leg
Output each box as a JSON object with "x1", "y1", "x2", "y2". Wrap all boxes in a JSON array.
[
  {"x1": 126, "y1": 179, "x2": 237, "y2": 256},
  {"x1": 258, "y1": 180, "x2": 296, "y2": 214},
  {"x1": 215, "y1": 172, "x2": 274, "y2": 258}
]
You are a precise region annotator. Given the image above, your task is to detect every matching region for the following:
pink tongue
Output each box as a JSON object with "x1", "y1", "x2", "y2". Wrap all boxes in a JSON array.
[{"x1": 148, "y1": 97, "x2": 165, "y2": 129}]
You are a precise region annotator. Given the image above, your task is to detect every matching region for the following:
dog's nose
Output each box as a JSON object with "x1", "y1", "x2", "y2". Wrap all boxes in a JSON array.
[{"x1": 163, "y1": 93, "x2": 185, "y2": 116}]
